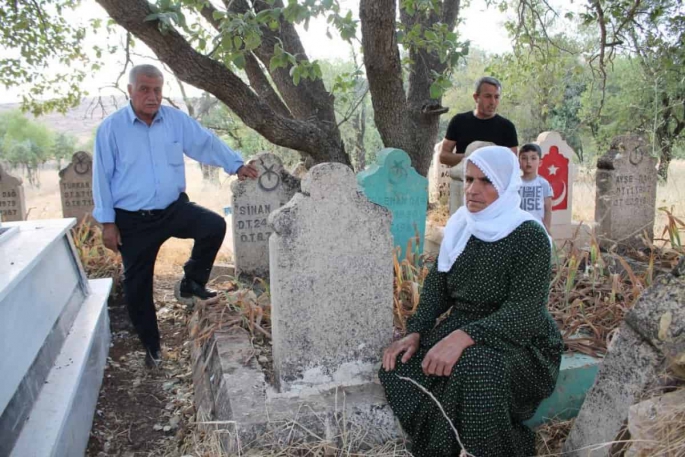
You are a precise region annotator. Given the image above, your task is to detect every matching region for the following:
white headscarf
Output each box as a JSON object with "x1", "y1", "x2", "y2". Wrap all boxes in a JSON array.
[{"x1": 437, "y1": 145, "x2": 546, "y2": 272}]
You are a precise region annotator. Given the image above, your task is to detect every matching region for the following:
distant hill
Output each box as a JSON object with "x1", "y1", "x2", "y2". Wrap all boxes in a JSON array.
[{"x1": 0, "y1": 96, "x2": 188, "y2": 145}]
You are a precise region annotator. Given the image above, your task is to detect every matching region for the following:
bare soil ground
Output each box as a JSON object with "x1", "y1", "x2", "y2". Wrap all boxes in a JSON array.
[{"x1": 86, "y1": 276, "x2": 197, "y2": 457}]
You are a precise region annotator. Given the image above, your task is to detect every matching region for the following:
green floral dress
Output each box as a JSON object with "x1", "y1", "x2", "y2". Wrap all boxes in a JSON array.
[{"x1": 380, "y1": 221, "x2": 563, "y2": 457}]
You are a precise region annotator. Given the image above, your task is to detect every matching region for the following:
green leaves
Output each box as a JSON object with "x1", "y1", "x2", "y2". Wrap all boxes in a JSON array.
[
  {"x1": 145, "y1": 0, "x2": 187, "y2": 34},
  {"x1": 288, "y1": 60, "x2": 323, "y2": 86},
  {"x1": 268, "y1": 41, "x2": 322, "y2": 86},
  {"x1": 0, "y1": 0, "x2": 91, "y2": 115},
  {"x1": 429, "y1": 71, "x2": 452, "y2": 99},
  {"x1": 400, "y1": 0, "x2": 441, "y2": 16}
]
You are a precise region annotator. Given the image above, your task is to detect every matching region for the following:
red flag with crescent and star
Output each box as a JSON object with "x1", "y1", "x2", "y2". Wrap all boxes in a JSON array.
[{"x1": 539, "y1": 145, "x2": 569, "y2": 211}]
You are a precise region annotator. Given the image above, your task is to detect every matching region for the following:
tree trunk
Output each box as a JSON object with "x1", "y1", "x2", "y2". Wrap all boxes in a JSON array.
[
  {"x1": 360, "y1": 0, "x2": 460, "y2": 176},
  {"x1": 354, "y1": 104, "x2": 367, "y2": 172}
]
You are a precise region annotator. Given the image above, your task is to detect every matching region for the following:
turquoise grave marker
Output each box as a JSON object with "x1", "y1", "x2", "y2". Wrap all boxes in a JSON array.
[
  {"x1": 357, "y1": 148, "x2": 428, "y2": 259},
  {"x1": 527, "y1": 353, "x2": 601, "y2": 428}
]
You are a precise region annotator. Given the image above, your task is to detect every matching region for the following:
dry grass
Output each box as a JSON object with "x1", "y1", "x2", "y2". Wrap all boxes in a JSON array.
[
  {"x1": 392, "y1": 234, "x2": 432, "y2": 334},
  {"x1": 71, "y1": 217, "x2": 123, "y2": 298},
  {"x1": 427, "y1": 202, "x2": 450, "y2": 226},
  {"x1": 535, "y1": 419, "x2": 574, "y2": 456},
  {"x1": 184, "y1": 413, "x2": 413, "y2": 457}
]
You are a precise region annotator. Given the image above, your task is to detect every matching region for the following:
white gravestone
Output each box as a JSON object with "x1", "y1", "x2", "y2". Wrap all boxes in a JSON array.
[
  {"x1": 268, "y1": 163, "x2": 394, "y2": 392},
  {"x1": 595, "y1": 135, "x2": 658, "y2": 250},
  {"x1": 0, "y1": 166, "x2": 26, "y2": 222},
  {"x1": 428, "y1": 141, "x2": 451, "y2": 204},
  {"x1": 59, "y1": 151, "x2": 94, "y2": 224},
  {"x1": 230, "y1": 152, "x2": 299, "y2": 278}
]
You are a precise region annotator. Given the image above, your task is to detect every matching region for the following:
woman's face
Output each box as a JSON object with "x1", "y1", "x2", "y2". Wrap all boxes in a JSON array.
[{"x1": 464, "y1": 162, "x2": 499, "y2": 212}]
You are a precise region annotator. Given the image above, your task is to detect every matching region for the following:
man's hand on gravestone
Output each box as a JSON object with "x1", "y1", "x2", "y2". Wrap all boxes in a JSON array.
[
  {"x1": 237, "y1": 160, "x2": 259, "y2": 181},
  {"x1": 421, "y1": 330, "x2": 474, "y2": 377},
  {"x1": 382, "y1": 333, "x2": 420, "y2": 371},
  {"x1": 102, "y1": 223, "x2": 122, "y2": 254}
]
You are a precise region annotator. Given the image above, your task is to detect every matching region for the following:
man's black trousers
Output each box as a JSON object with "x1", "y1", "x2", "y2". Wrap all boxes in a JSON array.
[{"x1": 114, "y1": 193, "x2": 226, "y2": 352}]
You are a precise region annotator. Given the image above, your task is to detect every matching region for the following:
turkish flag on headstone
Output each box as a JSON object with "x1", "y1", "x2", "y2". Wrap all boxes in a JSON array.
[{"x1": 539, "y1": 146, "x2": 569, "y2": 211}]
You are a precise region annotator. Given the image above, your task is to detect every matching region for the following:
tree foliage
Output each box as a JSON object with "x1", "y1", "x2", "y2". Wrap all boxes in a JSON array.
[
  {"x1": 0, "y1": 110, "x2": 55, "y2": 186},
  {"x1": 499, "y1": 0, "x2": 685, "y2": 178},
  {"x1": 1, "y1": 0, "x2": 467, "y2": 176},
  {"x1": 0, "y1": 0, "x2": 94, "y2": 115}
]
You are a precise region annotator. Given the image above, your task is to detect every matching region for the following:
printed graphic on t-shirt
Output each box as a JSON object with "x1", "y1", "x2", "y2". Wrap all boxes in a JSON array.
[
  {"x1": 521, "y1": 185, "x2": 543, "y2": 211},
  {"x1": 519, "y1": 176, "x2": 552, "y2": 222}
]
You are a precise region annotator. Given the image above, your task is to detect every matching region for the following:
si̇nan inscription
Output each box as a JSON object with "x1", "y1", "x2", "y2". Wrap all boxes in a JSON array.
[
  {"x1": 230, "y1": 152, "x2": 300, "y2": 278},
  {"x1": 235, "y1": 204, "x2": 272, "y2": 243}
]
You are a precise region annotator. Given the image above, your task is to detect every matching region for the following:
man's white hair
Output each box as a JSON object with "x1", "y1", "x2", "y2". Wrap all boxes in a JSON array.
[{"x1": 128, "y1": 64, "x2": 164, "y2": 85}]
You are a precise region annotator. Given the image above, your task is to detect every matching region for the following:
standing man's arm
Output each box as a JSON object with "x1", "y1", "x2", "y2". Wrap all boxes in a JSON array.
[
  {"x1": 178, "y1": 113, "x2": 258, "y2": 178},
  {"x1": 439, "y1": 115, "x2": 465, "y2": 166},
  {"x1": 439, "y1": 139, "x2": 464, "y2": 166},
  {"x1": 92, "y1": 124, "x2": 122, "y2": 253}
]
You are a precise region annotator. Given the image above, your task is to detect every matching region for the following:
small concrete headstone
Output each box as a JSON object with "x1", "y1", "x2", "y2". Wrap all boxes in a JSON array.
[
  {"x1": 595, "y1": 135, "x2": 658, "y2": 250},
  {"x1": 0, "y1": 165, "x2": 26, "y2": 222},
  {"x1": 268, "y1": 163, "x2": 393, "y2": 392},
  {"x1": 59, "y1": 151, "x2": 94, "y2": 224},
  {"x1": 428, "y1": 142, "x2": 451, "y2": 204},
  {"x1": 449, "y1": 141, "x2": 494, "y2": 215},
  {"x1": 357, "y1": 148, "x2": 428, "y2": 259},
  {"x1": 563, "y1": 267, "x2": 685, "y2": 456},
  {"x1": 230, "y1": 152, "x2": 299, "y2": 278},
  {"x1": 625, "y1": 388, "x2": 685, "y2": 457}
]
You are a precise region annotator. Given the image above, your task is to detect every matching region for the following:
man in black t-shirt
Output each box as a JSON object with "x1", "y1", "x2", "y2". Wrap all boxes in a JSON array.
[{"x1": 439, "y1": 76, "x2": 518, "y2": 166}]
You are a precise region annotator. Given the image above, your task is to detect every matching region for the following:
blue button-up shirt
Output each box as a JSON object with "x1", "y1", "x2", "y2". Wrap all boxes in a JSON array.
[{"x1": 92, "y1": 104, "x2": 244, "y2": 223}]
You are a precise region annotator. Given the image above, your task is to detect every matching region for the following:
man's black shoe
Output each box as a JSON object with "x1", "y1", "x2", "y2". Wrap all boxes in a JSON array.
[
  {"x1": 179, "y1": 277, "x2": 218, "y2": 300},
  {"x1": 145, "y1": 348, "x2": 162, "y2": 368}
]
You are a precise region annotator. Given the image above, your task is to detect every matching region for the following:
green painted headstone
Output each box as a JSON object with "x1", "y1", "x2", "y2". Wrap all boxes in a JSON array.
[{"x1": 357, "y1": 148, "x2": 428, "y2": 260}]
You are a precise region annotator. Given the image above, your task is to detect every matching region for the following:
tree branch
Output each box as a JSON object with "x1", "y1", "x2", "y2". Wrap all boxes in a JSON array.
[
  {"x1": 248, "y1": 0, "x2": 338, "y2": 126},
  {"x1": 95, "y1": 0, "x2": 347, "y2": 164},
  {"x1": 197, "y1": 2, "x2": 292, "y2": 119}
]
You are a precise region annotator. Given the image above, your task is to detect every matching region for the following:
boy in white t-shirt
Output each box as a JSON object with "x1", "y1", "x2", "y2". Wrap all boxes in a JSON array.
[{"x1": 518, "y1": 143, "x2": 552, "y2": 232}]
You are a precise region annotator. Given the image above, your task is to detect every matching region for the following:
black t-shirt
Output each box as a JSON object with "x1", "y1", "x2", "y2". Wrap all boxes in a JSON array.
[{"x1": 445, "y1": 111, "x2": 518, "y2": 154}]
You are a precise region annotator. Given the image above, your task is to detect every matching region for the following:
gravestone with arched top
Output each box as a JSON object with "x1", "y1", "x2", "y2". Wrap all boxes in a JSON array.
[
  {"x1": 59, "y1": 151, "x2": 94, "y2": 224},
  {"x1": 230, "y1": 152, "x2": 299, "y2": 278},
  {"x1": 357, "y1": 148, "x2": 428, "y2": 259},
  {"x1": 0, "y1": 165, "x2": 26, "y2": 222}
]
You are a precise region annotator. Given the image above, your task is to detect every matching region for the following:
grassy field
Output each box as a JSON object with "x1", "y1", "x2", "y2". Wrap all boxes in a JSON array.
[{"x1": 22, "y1": 160, "x2": 235, "y2": 276}]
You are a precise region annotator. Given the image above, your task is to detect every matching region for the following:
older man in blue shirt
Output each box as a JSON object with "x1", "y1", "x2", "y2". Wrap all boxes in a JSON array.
[{"x1": 93, "y1": 64, "x2": 258, "y2": 367}]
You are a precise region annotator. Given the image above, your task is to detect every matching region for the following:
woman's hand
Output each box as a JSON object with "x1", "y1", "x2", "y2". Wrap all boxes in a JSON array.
[
  {"x1": 382, "y1": 333, "x2": 420, "y2": 371},
  {"x1": 421, "y1": 330, "x2": 475, "y2": 377}
]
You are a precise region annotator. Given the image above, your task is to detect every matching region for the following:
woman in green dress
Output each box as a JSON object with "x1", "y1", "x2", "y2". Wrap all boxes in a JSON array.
[{"x1": 380, "y1": 145, "x2": 563, "y2": 457}]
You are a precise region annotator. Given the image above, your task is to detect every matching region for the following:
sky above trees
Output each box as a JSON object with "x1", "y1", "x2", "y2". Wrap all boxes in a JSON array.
[{"x1": 0, "y1": 0, "x2": 517, "y2": 104}]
